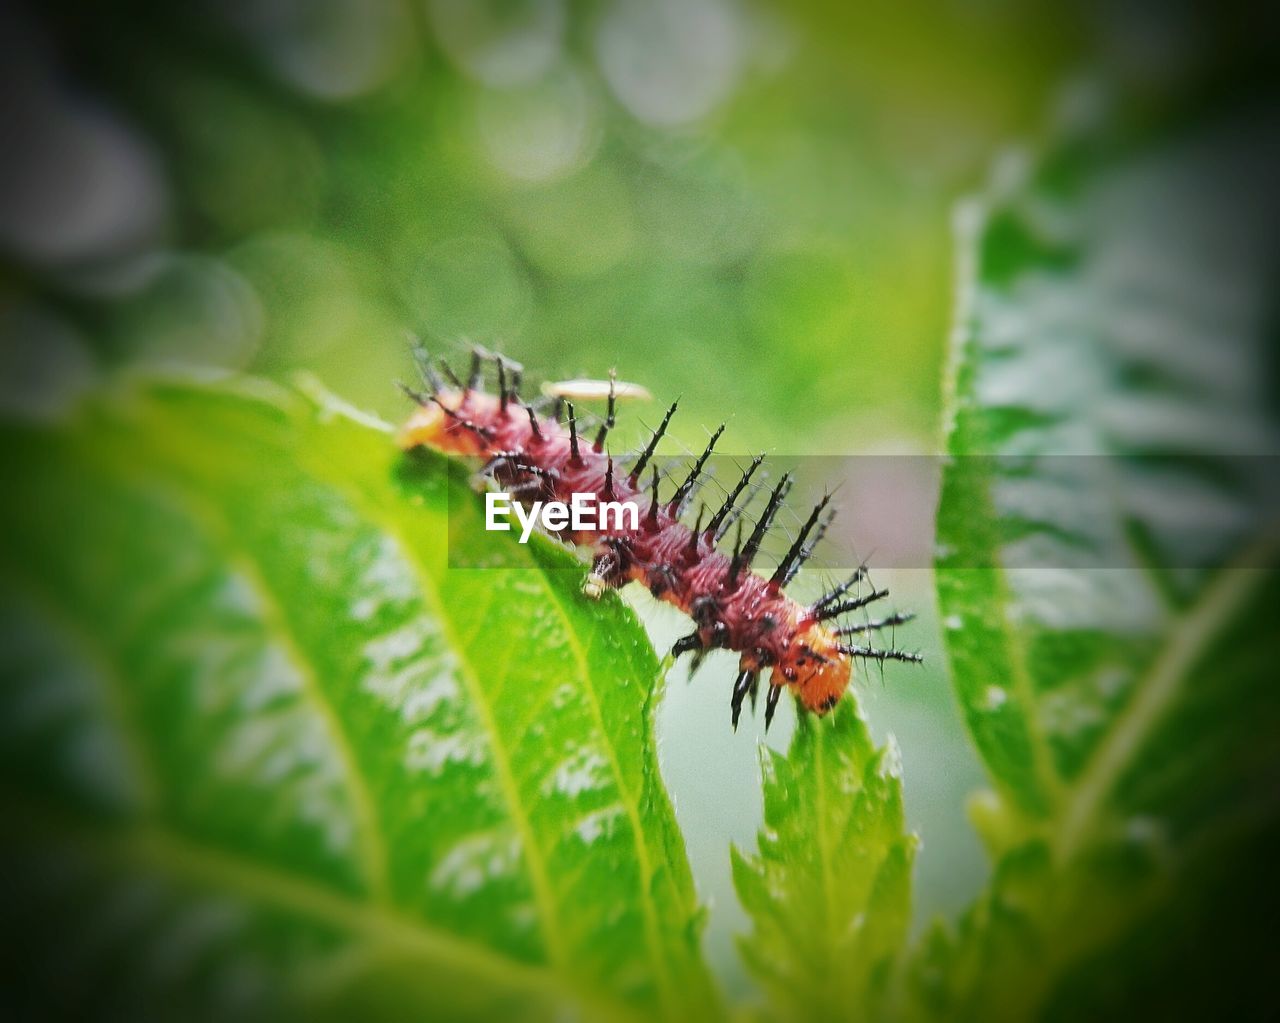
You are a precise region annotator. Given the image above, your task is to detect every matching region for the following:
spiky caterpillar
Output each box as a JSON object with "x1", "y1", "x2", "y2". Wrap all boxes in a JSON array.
[{"x1": 398, "y1": 346, "x2": 921, "y2": 730}]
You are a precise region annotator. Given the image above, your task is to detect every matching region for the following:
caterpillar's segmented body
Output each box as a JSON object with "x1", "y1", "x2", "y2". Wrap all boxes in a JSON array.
[{"x1": 398, "y1": 346, "x2": 920, "y2": 729}]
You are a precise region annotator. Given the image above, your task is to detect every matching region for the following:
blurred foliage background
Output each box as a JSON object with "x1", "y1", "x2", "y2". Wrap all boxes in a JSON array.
[
  {"x1": 6, "y1": 0, "x2": 1122, "y2": 442},
  {"x1": 1, "y1": 0, "x2": 1276, "y2": 1008}
]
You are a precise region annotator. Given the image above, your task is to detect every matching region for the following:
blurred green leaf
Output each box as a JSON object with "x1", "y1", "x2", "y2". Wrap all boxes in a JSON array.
[
  {"x1": 927, "y1": 99, "x2": 1280, "y2": 1020},
  {"x1": 732, "y1": 699, "x2": 917, "y2": 1022},
  {"x1": 0, "y1": 378, "x2": 720, "y2": 1021}
]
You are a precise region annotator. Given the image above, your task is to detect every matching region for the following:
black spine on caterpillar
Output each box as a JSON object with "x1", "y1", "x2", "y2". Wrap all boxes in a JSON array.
[{"x1": 398, "y1": 342, "x2": 921, "y2": 729}]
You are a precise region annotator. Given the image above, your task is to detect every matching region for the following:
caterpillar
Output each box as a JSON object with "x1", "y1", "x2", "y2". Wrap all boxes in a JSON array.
[{"x1": 397, "y1": 344, "x2": 921, "y2": 730}]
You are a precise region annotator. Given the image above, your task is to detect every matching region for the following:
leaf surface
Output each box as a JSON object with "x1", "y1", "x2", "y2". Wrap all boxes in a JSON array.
[
  {"x1": 0, "y1": 378, "x2": 719, "y2": 1021},
  {"x1": 733, "y1": 699, "x2": 917, "y2": 1022},
  {"x1": 927, "y1": 99, "x2": 1280, "y2": 1020}
]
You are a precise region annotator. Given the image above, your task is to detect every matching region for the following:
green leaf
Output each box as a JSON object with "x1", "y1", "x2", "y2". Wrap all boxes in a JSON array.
[
  {"x1": 732, "y1": 699, "x2": 917, "y2": 1022},
  {"x1": 928, "y1": 97, "x2": 1280, "y2": 1020},
  {"x1": 0, "y1": 377, "x2": 720, "y2": 1021}
]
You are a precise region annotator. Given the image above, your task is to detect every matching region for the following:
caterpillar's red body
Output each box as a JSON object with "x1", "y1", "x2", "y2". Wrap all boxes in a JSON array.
[{"x1": 398, "y1": 352, "x2": 919, "y2": 728}]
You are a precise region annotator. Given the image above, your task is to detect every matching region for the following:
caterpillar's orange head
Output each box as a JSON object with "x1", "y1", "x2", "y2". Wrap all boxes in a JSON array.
[
  {"x1": 398, "y1": 389, "x2": 487, "y2": 456},
  {"x1": 776, "y1": 622, "x2": 851, "y2": 715}
]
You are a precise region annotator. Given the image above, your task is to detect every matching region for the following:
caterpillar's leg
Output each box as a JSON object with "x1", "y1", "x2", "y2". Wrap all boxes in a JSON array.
[
  {"x1": 583, "y1": 549, "x2": 620, "y2": 599},
  {"x1": 470, "y1": 449, "x2": 516, "y2": 493},
  {"x1": 677, "y1": 616, "x2": 728, "y2": 675},
  {"x1": 764, "y1": 680, "x2": 783, "y2": 732},
  {"x1": 731, "y1": 669, "x2": 758, "y2": 731},
  {"x1": 480, "y1": 449, "x2": 526, "y2": 474},
  {"x1": 671, "y1": 632, "x2": 701, "y2": 658},
  {"x1": 645, "y1": 563, "x2": 678, "y2": 599},
  {"x1": 482, "y1": 452, "x2": 559, "y2": 500}
]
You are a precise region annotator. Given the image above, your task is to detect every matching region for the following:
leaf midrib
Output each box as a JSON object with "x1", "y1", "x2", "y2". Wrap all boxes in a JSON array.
[
  {"x1": 308, "y1": 397, "x2": 708, "y2": 1018},
  {"x1": 376, "y1": 511, "x2": 572, "y2": 970},
  {"x1": 813, "y1": 720, "x2": 838, "y2": 1003},
  {"x1": 1056, "y1": 524, "x2": 1280, "y2": 861},
  {"x1": 339, "y1": 487, "x2": 715, "y2": 1019},
  {"x1": 532, "y1": 567, "x2": 686, "y2": 1018}
]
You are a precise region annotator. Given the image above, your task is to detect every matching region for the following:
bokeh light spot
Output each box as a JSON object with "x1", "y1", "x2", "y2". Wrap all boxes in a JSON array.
[
  {"x1": 109, "y1": 253, "x2": 265, "y2": 371},
  {"x1": 228, "y1": 0, "x2": 414, "y2": 101},
  {"x1": 0, "y1": 94, "x2": 166, "y2": 269},
  {"x1": 594, "y1": 0, "x2": 742, "y2": 126},
  {"x1": 471, "y1": 64, "x2": 600, "y2": 184},
  {"x1": 427, "y1": 0, "x2": 565, "y2": 88}
]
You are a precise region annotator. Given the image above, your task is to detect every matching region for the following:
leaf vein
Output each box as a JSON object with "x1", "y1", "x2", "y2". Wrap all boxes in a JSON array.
[
  {"x1": 531, "y1": 574, "x2": 687, "y2": 1019},
  {"x1": 1056, "y1": 526, "x2": 1280, "y2": 860}
]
